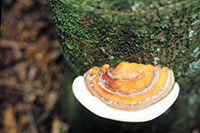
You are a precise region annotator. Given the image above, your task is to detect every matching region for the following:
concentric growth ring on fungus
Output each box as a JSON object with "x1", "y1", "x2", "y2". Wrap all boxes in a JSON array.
[{"x1": 72, "y1": 62, "x2": 180, "y2": 122}]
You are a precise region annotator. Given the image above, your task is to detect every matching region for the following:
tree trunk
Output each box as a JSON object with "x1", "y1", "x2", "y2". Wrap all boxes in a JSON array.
[{"x1": 48, "y1": 0, "x2": 200, "y2": 132}]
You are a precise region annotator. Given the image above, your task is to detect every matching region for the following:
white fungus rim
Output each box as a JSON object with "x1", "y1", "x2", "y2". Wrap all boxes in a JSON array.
[{"x1": 72, "y1": 76, "x2": 180, "y2": 122}]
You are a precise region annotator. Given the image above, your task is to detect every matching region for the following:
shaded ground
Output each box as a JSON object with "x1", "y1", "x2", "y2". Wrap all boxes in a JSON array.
[{"x1": 1, "y1": 0, "x2": 69, "y2": 132}]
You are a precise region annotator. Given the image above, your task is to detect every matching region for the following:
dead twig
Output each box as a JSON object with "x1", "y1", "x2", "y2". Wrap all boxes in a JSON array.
[
  {"x1": 0, "y1": 39, "x2": 30, "y2": 49},
  {"x1": 25, "y1": 103, "x2": 39, "y2": 133}
]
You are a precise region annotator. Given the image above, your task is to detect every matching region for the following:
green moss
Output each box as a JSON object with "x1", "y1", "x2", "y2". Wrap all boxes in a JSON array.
[
  {"x1": 48, "y1": 0, "x2": 200, "y2": 78},
  {"x1": 49, "y1": 0, "x2": 200, "y2": 132}
]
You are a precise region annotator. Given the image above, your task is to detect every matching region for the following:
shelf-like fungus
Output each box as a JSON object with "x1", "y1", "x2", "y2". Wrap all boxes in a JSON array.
[{"x1": 72, "y1": 62, "x2": 180, "y2": 122}]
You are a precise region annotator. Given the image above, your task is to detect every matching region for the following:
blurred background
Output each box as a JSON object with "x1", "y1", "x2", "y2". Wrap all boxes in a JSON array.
[{"x1": 1, "y1": 0, "x2": 70, "y2": 132}]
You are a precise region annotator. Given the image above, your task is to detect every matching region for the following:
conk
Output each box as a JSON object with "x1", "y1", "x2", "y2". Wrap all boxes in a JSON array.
[{"x1": 72, "y1": 62, "x2": 180, "y2": 122}]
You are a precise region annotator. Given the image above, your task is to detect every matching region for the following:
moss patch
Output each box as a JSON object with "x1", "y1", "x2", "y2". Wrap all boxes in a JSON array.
[{"x1": 48, "y1": 0, "x2": 200, "y2": 82}]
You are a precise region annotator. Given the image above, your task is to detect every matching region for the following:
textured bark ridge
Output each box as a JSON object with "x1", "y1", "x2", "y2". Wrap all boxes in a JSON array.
[{"x1": 48, "y1": 0, "x2": 200, "y2": 132}]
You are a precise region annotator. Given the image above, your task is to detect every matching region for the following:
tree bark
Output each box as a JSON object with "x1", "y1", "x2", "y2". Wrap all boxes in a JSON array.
[{"x1": 48, "y1": 0, "x2": 200, "y2": 132}]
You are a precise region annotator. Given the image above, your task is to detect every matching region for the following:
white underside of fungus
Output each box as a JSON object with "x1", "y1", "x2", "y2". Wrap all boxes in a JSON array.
[{"x1": 72, "y1": 76, "x2": 180, "y2": 122}]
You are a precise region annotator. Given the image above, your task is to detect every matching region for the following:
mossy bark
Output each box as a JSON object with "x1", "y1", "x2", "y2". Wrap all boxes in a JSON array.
[{"x1": 48, "y1": 0, "x2": 200, "y2": 132}]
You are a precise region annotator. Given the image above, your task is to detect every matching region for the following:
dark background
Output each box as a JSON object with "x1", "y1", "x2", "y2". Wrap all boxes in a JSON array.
[{"x1": 1, "y1": 0, "x2": 69, "y2": 132}]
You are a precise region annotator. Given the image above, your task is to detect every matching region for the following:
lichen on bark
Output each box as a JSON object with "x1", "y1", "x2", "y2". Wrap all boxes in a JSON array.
[{"x1": 48, "y1": 0, "x2": 200, "y2": 132}]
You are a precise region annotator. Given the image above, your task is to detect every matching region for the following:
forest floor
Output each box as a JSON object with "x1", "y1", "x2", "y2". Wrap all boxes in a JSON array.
[{"x1": 1, "y1": 0, "x2": 69, "y2": 132}]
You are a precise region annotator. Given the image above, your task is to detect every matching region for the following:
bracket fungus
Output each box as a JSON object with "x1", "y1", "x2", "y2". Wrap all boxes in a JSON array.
[{"x1": 72, "y1": 62, "x2": 180, "y2": 122}]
